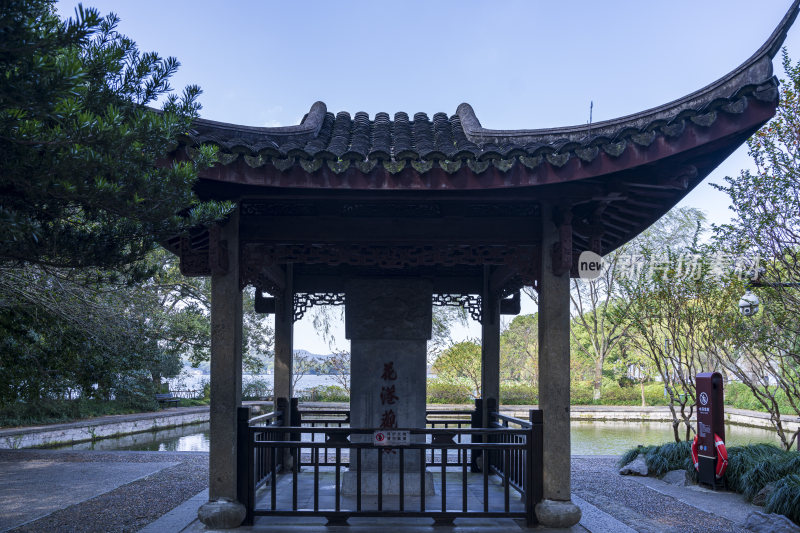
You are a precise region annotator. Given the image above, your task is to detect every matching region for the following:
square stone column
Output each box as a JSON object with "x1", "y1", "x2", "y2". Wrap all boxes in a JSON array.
[
  {"x1": 341, "y1": 278, "x2": 434, "y2": 495},
  {"x1": 481, "y1": 265, "x2": 501, "y2": 422},
  {"x1": 273, "y1": 264, "x2": 293, "y2": 403},
  {"x1": 535, "y1": 204, "x2": 581, "y2": 528},
  {"x1": 199, "y1": 210, "x2": 247, "y2": 529}
]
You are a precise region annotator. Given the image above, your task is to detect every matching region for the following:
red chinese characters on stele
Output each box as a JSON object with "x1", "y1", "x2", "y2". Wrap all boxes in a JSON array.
[{"x1": 379, "y1": 361, "x2": 399, "y2": 454}]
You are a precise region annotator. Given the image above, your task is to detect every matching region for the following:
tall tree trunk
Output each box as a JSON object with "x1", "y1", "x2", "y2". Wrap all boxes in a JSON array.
[
  {"x1": 592, "y1": 355, "x2": 604, "y2": 401},
  {"x1": 640, "y1": 379, "x2": 646, "y2": 407}
]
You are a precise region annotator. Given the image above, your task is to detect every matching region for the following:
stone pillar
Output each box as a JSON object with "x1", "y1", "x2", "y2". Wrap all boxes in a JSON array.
[
  {"x1": 341, "y1": 278, "x2": 434, "y2": 495},
  {"x1": 273, "y1": 264, "x2": 294, "y2": 402},
  {"x1": 273, "y1": 265, "x2": 294, "y2": 469},
  {"x1": 199, "y1": 210, "x2": 246, "y2": 529},
  {"x1": 481, "y1": 265, "x2": 501, "y2": 422},
  {"x1": 535, "y1": 205, "x2": 581, "y2": 528}
]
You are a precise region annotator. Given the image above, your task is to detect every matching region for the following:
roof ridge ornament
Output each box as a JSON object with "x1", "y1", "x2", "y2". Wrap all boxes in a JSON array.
[{"x1": 192, "y1": 101, "x2": 327, "y2": 139}]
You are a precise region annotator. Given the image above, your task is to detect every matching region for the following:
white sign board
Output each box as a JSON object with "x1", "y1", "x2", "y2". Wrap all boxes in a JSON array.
[{"x1": 373, "y1": 430, "x2": 410, "y2": 446}]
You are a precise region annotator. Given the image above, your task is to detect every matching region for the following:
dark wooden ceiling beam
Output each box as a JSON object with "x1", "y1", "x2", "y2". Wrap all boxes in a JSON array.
[{"x1": 489, "y1": 266, "x2": 518, "y2": 295}]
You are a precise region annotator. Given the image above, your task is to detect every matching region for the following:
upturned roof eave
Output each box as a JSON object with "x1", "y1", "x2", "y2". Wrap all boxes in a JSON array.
[{"x1": 458, "y1": 0, "x2": 800, "y2": 146}]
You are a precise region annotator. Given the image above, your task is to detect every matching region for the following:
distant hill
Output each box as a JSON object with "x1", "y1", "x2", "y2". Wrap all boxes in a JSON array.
[{"x1": 294, "y1": 349, "x2": 332, "y2": 361}]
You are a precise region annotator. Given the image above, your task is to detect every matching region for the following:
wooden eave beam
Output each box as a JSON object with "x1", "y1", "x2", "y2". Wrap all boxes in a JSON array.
[{"x1": 488, "y1": 265, "x2": 518, "y2": 295}]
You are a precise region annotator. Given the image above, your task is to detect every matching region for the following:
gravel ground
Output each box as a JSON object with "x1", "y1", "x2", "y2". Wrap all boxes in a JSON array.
[
  {"x1": 1, "y1": 451, "x2": 759, "y2": 533},
  {"x1": 2, "y1": 450, "x2": 207, "y2": 533},
  {"x1": 572, "y1": 456, "x2": 750, "y2": 533}
]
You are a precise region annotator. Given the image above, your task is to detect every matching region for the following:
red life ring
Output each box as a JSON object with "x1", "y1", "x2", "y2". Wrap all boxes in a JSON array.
[
  {"x1": 691, "y1": 434, "x2": 728, "y2": 479},
  {"x1": 714, "y1": 434, "x2": 728, "y2": 479}
]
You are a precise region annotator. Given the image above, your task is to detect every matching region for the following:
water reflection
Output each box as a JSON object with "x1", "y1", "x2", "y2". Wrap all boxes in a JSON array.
[
  {"x1": 571, "y1": 421, "x2": 780, "y2": 455},
  {"x1": 54, "y1": 422, "x2": 210, "y2": 452},
  {"x1": 52, "y1": 420, "x2": 780, "y2": 455}
]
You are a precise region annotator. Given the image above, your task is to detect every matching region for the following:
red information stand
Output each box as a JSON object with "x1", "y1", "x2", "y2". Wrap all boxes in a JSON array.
[{"x1": 695, "y1": 372, "x2": 726, "y2": 489}]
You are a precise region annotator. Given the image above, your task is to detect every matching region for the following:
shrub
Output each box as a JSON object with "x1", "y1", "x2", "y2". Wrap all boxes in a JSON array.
[
  {"x1": 500, "y1": 382, "x2": 537, "y2": 404},
  {"x1": 0, "y1": 398, "x2": 156, "y2": 427},
  {"x1": 300, "y1": 385, "x2": 349, "y2": 402},
  {"x1": 621, "y1": 441, "x2": 800, "y2": 525},
  {"x1": 596, "y1": 382, "x2": 669, "y2": 406},
  {"x1": 723, "y1": 382, "x2": 795, "y2": 413},
  {"x1": 570, "y1": 382, "x2": 594, "y2": 405},
  {"x1": 427, "y1": 379, "x2": 472, "y2": 404},
  {"x1": 766, "y1": 473, "x2": 800, "y2": 525},
  {"x1": 617, "y1": 440, "x2": 692, "y2": 477},
  {"x1": 242, "y1": 378, "x2": 272, "y2": 401},
  {"x1": 725, "y1": 444, "x2": 800, "y2": 499}
]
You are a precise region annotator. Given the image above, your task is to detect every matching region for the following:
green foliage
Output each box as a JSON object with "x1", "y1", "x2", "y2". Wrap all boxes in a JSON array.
[
  {"x1": 0, "y1": 0, "x2": 230, "y2": 271},
  {"x1": 426, "y1": 378, "x2": 473, "y2": 404},
  {"x1": 766, "y1": 474, "x2": 800, "y2": 525},
  {"x1": 570, "y1": 382, "x2": 594, "y2": 405},
  {"x1": 724, "y1": 382, "x2": 795, "y2": 412},
  {"x1": 725, "y1": 444, "x2": 800, "y2": 499},
  {"x1": 300, "y1": 385, "x2": 349, "y2": 402},
  {"x1": 242, "y1": 378, "x2": 271, "y2": 401},
  {"x1": 616, "y1": 440, "x2": 692, "y2": 477},
  {"x1": 178, "y1": 397, "x2": 208, "y2": 407},
  {"x1": 500, "y1": 382, "x2": 538, "y2": 404},
  {"x1": 0, "y1": 397, "x2": 159, "y2": 427},
  {"x1": 709, "y1": 50, "x2": 800, "y2": 450},
  {"x1": 621, "y1": 441, "x2": 800, "y2": 524},
  {"x1": 500, "y1": 314, "x2": 538, "y2": 383},
  {"x1": 594, "y1": 382, "x2": 667, "y2": 406},
  {"x1": 432, "y1": 340, "x2": 482, "y2": 398}
]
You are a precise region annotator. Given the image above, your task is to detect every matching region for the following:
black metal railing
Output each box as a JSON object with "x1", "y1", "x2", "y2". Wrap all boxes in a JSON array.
[
  {"x1": 169, "y1": 389, "x2": 204, "y2": 399},
  {"x1": 489, "y1": 409, "x2": 543, "y2": 507},
  {"x1": 237, "y1": 401, "x2": 543, "y2": 526}
]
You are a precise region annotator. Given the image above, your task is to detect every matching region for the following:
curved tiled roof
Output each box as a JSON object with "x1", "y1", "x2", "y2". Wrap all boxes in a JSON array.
[{"x1": 179, "y1": 2, "x2": 797, "y2": 186}]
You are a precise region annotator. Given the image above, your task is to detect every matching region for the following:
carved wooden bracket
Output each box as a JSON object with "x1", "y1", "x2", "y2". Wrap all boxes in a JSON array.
[
  {"x1": 551, "y1": 206, "x2": 573, "y2": 276},
  {"x1": 589, "y1": 206, "x2": 606, "y2": 255},
  {"x1": 500, "y1": 290, "x2": 521, "y2": 315},
  {"x1": 178, "y1": 236, "x2": 210, "y2": 277},
  {"x1": 254, "y1": 291, "x2": 276, "y2": 314},
  {"x1": 208, "y1": 225, "x2": 229, "y2": 275}
]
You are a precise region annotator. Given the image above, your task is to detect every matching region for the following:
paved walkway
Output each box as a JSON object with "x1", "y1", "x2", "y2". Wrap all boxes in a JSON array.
[{"x1": 0, "y1": 451, "x2": 782, "y2": 533}]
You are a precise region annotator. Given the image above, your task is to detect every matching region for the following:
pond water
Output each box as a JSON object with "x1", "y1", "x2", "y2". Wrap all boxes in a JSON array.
[{"x1": 52, "y1": 420, "x2": 780, "y2": 455}]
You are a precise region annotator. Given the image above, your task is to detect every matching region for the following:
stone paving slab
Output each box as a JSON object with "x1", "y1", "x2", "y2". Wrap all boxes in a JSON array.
[{"x1": 0, "y1": 459, "x2": 177, "y2": 532}]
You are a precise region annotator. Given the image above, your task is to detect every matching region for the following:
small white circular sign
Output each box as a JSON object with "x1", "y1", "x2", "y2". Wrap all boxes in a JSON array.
[
  {"x1": 578, "y1": 251, "x2": 607, "y2": 281},
  {"x1": 699, "y1": 392, "x2": 709, "y2": 406}
]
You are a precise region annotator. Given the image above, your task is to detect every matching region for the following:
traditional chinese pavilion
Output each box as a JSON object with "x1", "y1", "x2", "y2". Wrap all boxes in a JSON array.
[{"x1": 165, "y1": 4, "x2": 797, "y2": 529}]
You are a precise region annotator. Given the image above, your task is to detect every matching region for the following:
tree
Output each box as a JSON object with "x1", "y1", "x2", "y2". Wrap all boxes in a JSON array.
[
  {"x1": 432, "y1": 340, "x2": 482, "y2": 398},
  {"x1": 570, "y1": 249, "x2": 634, "y2": 401},
  {"x1": 616, "y1": 209, "x2": 711, "y2": 441},
  {"x1": 711, "y1": 50, "x2": 800, "y2": 449},
  {"x1": 428, "y1": 306, "x2": 469, "y2": 363},
  {"x1": 327, "y1": 350, "x2": 351, "y2": 394},
  {"x1": 0, "y1": 258, "x2": 189, "y2": 406},
  {"x1": 0, "y1": 1, "x2": 228, "y2": 272},
  {"x1": 500, "y1": 314, "x2": 538, "y2": 384},
  {"x1": 292, "y1": 352, "x2": 317, "y2": 393},
  {"x1": 696, "y1": 275, "x2": 800, "y2": 450}
]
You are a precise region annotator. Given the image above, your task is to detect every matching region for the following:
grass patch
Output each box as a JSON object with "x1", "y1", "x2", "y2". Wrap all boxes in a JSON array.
[
  {"x1": 0, "y1": 397, "x2": 161, "y2": 427},
  {"x1": 617, "y1": 440, "x2": 692, "y2": 477},
  {"x1": 767, "y1": 474, "x2": 800, "y2": 524}
]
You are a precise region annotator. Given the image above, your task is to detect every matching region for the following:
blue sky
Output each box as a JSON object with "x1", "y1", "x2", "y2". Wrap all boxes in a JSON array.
[{"x1": 57, "y1": 1, "x2": 800, "y2": 352}]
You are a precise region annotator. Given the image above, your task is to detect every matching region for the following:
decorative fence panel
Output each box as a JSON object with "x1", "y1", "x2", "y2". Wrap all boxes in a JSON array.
[{"x1": 237, "y1": 402, "x2": 543, "y2": 526}]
